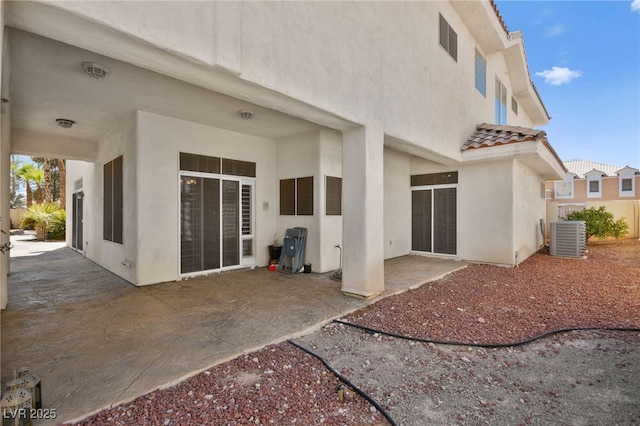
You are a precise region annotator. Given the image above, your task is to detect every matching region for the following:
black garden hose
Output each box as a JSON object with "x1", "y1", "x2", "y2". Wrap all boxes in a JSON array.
[
  {"x1": 287, "y1": 339, "x2": 398, "y2": 426},
  {"x1": 333, "y1": 319, "x2": 640, "y2": 349}
]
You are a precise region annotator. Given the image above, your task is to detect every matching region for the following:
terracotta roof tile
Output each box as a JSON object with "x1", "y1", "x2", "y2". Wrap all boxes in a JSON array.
[{"x1": 462, "y1": 123, "x2": 566, "y2": 173}]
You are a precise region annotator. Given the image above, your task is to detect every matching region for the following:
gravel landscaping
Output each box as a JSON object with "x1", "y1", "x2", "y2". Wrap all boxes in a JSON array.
[{"x1": 69, "y1": 240, "x2": 640, "y2": 425}]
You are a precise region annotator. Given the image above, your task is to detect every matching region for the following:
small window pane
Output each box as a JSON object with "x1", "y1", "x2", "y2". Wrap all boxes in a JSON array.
[
  {"x1": 297, "y1": 176, "x2": 314, "y2": 216},
  {"x1": 449, "y1": 27, "x2": 457, "y2": 61},
  {"x1": 475, "y1": 49, "x2": 486, "y2": 96},
  {"x1": 222, "y1": 158, "x2": 256, "y2": 178},
  {"x1": 439, "y1": 14, "x2": 448, "y2": 51},
  {"x1": 411, "y1": 172, "x2": 458, "y2": 186},
  {"x1": 280, "y1": 179, "x2": 295, "y2": 215},
  {"x1": 326, "y1": 176, "x2": 342, "y2": 216},
  {"x1": 622, "y1": 178, "x2": 632, "y2": 191},
  {"x1": 180, "y1": 153, "x2": 220, "y2": 174},
  {"x1": 589, "y1": 180, "x2": 599, "y2": 193}
]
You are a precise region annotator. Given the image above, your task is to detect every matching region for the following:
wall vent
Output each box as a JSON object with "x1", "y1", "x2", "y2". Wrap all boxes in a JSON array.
[{"x1": 550, "y1": 221, "x2": 586, "y2": 258}]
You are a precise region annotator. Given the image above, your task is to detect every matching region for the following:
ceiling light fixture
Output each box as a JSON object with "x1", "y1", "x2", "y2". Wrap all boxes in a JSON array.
[
  {"x1": 56, "y1": 118, "x2": 75, "y2": 129},
  {"x1": 238, "y1": 110, "x2": 255, "y2": 120},
  {"x1": 82, "y1": 62, "x2": 110, "y2": 80}
]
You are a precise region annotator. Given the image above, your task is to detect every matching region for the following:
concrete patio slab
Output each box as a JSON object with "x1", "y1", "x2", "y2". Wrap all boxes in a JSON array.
[{"x1": 1, "y1": 234, "x2": 466, "y2": 424}]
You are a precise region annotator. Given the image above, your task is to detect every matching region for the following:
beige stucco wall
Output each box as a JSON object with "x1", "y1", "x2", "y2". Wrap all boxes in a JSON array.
[
  {"x1": 384, "y1": 148, "x2": 411, "y2": 259},
  {"x1": 547, "y1": 199, "x2": 640, "y2": 240},
  {"x1": 136, "y1": 111, "x2": 278, "y2": 285},
  {"x1": 275, "y1": 130, "x2": 321, "y2": 272},
  {"x1": 546, "y1": 176, "x2": 640, "y2": 203},
  {"x1": 68, "y1": 113, "x2": 138, "y2": 283},
  {"x1": 512, "y1": 159, "x2": 546, "y2": 262},
  {"x1": 23, "y1": 1, "x2": 542, "y2": 162},
  {"x1": 317, "y1": 129, "x2": 343, "y2": 272},
  {"x1": 458, "y1": 160, "x2": 515, "y2": 265},
  {"x1": 11, "y1": 1, "x2": 557, "y2": 296}
]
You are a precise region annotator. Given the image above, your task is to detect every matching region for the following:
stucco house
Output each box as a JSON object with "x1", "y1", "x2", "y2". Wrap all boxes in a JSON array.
[
  {"x1": 546, "y1": 160, "x2": 640, "y2": 239},
  {"x1": 0, "y1": 0, "x2": 566, "y2": 308}
]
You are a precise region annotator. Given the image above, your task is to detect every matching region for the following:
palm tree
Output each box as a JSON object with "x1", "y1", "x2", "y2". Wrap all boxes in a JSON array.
[
  {"x1": 17, "y1": 164, "x2": 44, "y2": 207},
  {"x1": 44, "y1": 158, "x2": 52, "y2": 203},
  {"x1": 58, "y1": 159, "x2": 66, "y2": 208}
]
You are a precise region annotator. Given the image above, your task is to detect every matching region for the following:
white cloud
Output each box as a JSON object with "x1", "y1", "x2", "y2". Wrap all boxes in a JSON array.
[
  {"x1": 632, "y1": 0, "x2": 640, "y2": 12},
  {"x1": 535, "y1": 67, "x2": 583, "y2": 86},
  {"x1": 545, "y1": 24, "x2": 567, "y2": 37}
]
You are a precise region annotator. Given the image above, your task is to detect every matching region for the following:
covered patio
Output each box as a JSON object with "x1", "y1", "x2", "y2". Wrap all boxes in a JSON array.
[{"x1": 1, "y1": 235, "x2": 466, "y2": 424}]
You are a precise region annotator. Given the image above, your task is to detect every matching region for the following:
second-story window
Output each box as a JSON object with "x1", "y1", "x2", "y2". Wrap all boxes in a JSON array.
[
  {"x1": 585, "y1": 170, "x2": 603, "y2": 198},
  {"x1": 495, "y1": 77, "x2": 507, "y2": 125},
  {"x1": 475, "y1": 49, "x2": 486, "y2": 96},
  {"x1": 439, "y1": 14, "x2": 457, "y2": 61}
]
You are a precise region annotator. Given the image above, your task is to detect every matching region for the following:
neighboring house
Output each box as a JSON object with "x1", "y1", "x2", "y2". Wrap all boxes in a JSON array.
[
  {"x1": 0, "y1": 0, "x2": 566, "y2": 308},
  {"x1": 546, "y1": 160, "x2": 640, "y2": 239}
]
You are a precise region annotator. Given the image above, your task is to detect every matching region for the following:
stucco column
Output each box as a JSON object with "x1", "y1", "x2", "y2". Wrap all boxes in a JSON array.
[{"x1": 341, "y1": 126, "x2": 384, "y2": 298}]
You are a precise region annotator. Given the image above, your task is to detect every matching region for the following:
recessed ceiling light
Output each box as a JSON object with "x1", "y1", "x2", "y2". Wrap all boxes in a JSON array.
[
  {"x1": 82, "y1": 62, "x2": 110, "y2": 80},
  {"x1": 238, "y1": 110, "x2": 255, "y2": 120},
  {"x1": 56, "y1": 118, "x2": 75, "y2": 128}
]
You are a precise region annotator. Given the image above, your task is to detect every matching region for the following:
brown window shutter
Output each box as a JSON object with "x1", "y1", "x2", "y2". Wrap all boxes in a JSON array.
[
  {"x1": 296, "y1": 176, "x2": 314, "y2": 216},
  {"x1": 103, "y1": 160, "x2": 113, "y2": 241},
  {"x1": 326, "y1": 176, "x2": 342, "y2": 216},
  {"x1": 112, "y1": 155, "x2": 124, "y2": 244},
  {"x1": 280, "y1": 179, "x2": 295, "y2": 215}
]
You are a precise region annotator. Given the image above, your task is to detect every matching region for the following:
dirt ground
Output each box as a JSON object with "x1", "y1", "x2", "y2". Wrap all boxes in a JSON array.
[{"x1": 297, "y1": 323, "x2": 640, "y2": 425}]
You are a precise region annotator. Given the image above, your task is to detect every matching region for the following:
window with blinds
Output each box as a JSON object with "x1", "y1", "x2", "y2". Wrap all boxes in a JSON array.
[
  {"x1": 103, "y1": 155, "x2": 123, "y2": 244},
  {"x1": 280, "y1": 176, "x2": 314, "y2": 216},
  {"x1": 439, "y1": 14, "x2": 457, "y2": 61},
  {"x1": 325, "y1": 176, "x2": 342, "y2": 216},
  {"x1": 180, "y1": 153, "x2": 256, "y2": 177}
]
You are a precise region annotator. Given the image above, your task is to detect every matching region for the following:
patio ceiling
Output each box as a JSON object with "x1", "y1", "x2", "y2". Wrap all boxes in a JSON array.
[{"x1": 6, "y1": 28, "x2": 324, "y2": 160}]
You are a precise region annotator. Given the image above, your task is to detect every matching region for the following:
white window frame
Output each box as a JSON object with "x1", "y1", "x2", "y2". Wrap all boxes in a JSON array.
[
  {"x1": 618, "y1": 167, "x2": 638, "y2": 197},
  {"x1": 553, "y1": 174, "x2": 575, "y2": 199},
  {"x1": 178, "y1": 170, "x2": 256, "y2": 278},
  {"x1": 410, "y1": 183, "x2": 458, "y2": 258},
  {"x1": 439, "y1": 14, "x2": 457, "y2": 62},
  {"x1": 495, "y1": 77, "x2": 507, "y2": 125},
  {"x1": 585, "y1": 170, "x2": 603, "y2": 198}
]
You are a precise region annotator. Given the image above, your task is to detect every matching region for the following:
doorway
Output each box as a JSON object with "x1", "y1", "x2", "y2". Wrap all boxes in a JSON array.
[
  {"x1": 71, "y1": 191, "x2": 83, "y2": 252},
  {"x1": 411, "y1": 186, "x2": 457, "y2": 255},
  {"x1": 179, "y1": 174, "x2": 254, "y2": 275}
]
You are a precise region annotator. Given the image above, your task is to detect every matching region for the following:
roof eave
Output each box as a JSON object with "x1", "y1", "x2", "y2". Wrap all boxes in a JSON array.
[{"x1": 461, "y1": 140, "x2": 566, "y2": 180}]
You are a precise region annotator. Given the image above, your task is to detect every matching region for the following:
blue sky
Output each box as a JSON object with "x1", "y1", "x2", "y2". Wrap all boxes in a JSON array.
[{"x1": 495, "y1": 0, "x2": 640, "y2": 169}]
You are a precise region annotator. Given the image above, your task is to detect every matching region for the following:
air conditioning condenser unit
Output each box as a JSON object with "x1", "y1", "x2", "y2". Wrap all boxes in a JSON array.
[{"x1": 550, "y1": 221, "x2": 586, "y2": 258}]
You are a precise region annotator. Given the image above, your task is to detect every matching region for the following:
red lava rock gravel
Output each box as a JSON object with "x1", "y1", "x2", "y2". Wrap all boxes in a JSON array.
[
  {"x1": 72, "y1": 343, "x2": 385, "y2": 426},
  {"x1": 345, "y1": 241, "x2": 640, "y2": 344},
  {"x1": 67, "y1": 241, "x2": 640, "y2": 425}
]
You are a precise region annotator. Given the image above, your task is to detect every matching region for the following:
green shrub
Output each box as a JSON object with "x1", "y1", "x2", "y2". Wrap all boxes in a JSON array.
[
  {"x1": 565, "y1": 206, "x2": 629, "y2": 240},
  {"x1": 47, "y1": 209, "x2": 66, "y2": 240},
  {"x1": 19, "y1": 203, "x2": 66, "y2": 241}
]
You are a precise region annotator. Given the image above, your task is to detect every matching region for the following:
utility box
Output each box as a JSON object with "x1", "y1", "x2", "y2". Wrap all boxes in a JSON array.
[{"x1": 550, "y1": 221, "x2": 586, "y2": 258}]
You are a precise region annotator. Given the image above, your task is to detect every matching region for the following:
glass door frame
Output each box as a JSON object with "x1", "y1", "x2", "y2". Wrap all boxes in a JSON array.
[
  {"x1": 178, "y1": 170, "x2": 256, "y2": 278},
  {"x1": 410, "y1": 183, "x2": 458, "y2": 257}
]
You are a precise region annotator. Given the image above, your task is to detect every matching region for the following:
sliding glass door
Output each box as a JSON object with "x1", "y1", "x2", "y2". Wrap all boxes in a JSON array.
[
  {"x1": 180, "y1": 174, "x2": 254, "y2": 275},
  {"x1": 411, "y1": 186, "x2": 457, "y2": 255}
]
